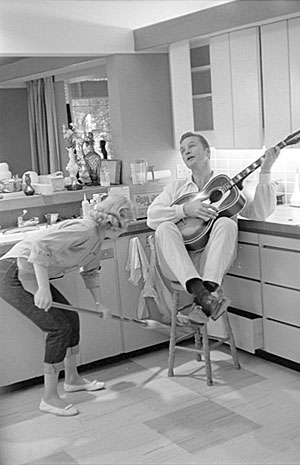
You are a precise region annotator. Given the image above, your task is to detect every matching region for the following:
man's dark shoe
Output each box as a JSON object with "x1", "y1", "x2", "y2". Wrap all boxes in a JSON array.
[{"x1": 195, "y1": 291, "x2": 230, "y2": 321}]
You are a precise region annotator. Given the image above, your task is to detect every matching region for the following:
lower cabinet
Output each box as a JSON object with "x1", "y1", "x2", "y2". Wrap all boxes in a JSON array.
[
  {"x1": 260, "y1": 235, "x2": 300, "y2": 363},
  {"x1": 0, "y1": 298, "x2": 45, "y2": 386},
  {"x1": 115, "y1": 232, "x2": 170, "y2": 353},
  {"x1": 52, "y1": 240, "x2": 123, "y2": 366},
  {"x1": 2, "y1": 228, "x2": 299, "y2": 387},
  {"x1": 207, "y1": 231, "x2": 263, "y2": 353}
]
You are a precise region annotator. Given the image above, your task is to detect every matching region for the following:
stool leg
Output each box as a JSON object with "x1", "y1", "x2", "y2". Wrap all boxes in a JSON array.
[
  {"x1": 194, "y1": 327, "x2": 202, "y2": 362},
  {"x1": 222, "y1": 312, "x2": 240, "y2": 369},
  {"x1": 202, "y1": 323, "x2": 213, "y2": 386},
  {"x1": 168, "y1": 291, "x2": 179, "y2": 377}
]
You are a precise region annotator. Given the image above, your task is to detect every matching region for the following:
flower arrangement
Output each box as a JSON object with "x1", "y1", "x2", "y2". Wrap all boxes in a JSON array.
[
  {"x1": 62, "y1": 123, "x2": 86, "y2": 169},
  {"x1": 62, "y1": 123, "x2": 81, "y2": 149}
]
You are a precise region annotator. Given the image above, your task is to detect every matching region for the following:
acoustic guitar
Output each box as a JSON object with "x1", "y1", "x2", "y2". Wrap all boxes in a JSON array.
[{"x1": 172, "y1": 129, "x2": 300, "y2": 252}]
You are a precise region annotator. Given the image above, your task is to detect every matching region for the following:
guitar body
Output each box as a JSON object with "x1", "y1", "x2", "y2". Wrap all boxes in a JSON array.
[{"x1": 172, "y1": 174, "x2": 246, "y2": 251}]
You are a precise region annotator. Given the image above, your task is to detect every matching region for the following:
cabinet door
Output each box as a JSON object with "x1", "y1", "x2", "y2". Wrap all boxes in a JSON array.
[
  {"x1": 0, "y1": 297, "x2": 44, "y2": 387},
  {"x1": 261, "y1": 20, "x2": 291, "y2": 146},
  {"x1": 210, "y1": 27, "x2": 263, "y2": 149},
  {"x1": 116, "y1": 233, "x2": 169, "y2": 353},
  {"x1": 210, "y1": 33, "x2": 234, "y2": 148},
  {"x1": 288, "y1": 17, "x2": 300, "y2": 133},
  {"x1": 52, "y1": 241, "x2": 123, "y2": 365}
]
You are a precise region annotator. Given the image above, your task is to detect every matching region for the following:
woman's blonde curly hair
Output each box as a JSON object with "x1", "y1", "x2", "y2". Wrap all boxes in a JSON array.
[{"x1": 89, "y1": 192, "x2": 135, "y2": 230}]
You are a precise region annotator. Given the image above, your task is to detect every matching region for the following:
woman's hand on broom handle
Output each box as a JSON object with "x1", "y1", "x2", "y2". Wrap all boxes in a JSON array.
[{"x1": 95, "y1": 301, "x2": 111, "y2": 320}]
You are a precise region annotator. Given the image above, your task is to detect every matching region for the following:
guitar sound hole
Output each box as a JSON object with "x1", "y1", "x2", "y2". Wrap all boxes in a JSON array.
[{"x1": 209, "y1": 189, "x2": 223, "y2": 203}]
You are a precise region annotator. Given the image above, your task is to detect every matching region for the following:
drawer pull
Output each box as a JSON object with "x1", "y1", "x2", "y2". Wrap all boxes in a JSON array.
[{"x1": 100, "y1": 248, "x2": 114, "y2": 260}]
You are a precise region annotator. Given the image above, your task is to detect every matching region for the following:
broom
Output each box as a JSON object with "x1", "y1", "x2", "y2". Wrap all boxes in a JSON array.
[{"x1": 52, "y1": 301, "x2": 170, "y2": 331}]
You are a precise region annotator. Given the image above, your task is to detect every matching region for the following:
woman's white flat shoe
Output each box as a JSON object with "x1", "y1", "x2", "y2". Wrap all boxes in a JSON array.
[
  {"x1": 39, "y1": 399, "x2": 79, "y2": 416},
  {"x1": 64, "y1": 379, "x2": 105, "y2": 392}
]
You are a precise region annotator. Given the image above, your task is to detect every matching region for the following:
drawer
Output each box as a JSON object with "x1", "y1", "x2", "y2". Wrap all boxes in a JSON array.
[
  {"x1": 223, "y1": 275, "x2": 262, "y2": 315},
  {"x1": 237, "y1": 231, "x2": 259, "y2": 245},
  {"x1": 260, "y1": 235, "x2": 300, "y2": 252},
  {"x1": 263, "y1": 284, "x2": 300, "y2": 326},
  {"x1": 261, "y1": 248, "x2": 300, "y2": 289},
  {"x1": 264, "y1": 319, "x2": 300, "y2": 363},
  {"x1": 228, "y1": 243, "x2": 260, "y2": 279},
  {"x1": 207, "y1": 310, "x2": 263, "y2": 354}
]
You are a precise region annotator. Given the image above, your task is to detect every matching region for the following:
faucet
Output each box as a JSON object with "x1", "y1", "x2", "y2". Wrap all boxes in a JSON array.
[{"x1": 17, "y1": 210, "x2": 39, "y2": 228}]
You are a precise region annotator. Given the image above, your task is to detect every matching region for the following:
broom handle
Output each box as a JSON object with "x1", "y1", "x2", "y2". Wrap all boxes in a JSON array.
[{"x1": 52, "y1": 301, "x2": 148, "y2": 327}]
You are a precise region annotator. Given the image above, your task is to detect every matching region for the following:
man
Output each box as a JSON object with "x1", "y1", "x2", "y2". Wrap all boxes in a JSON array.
[{"x1": 147, "y1": 132, "x2": 280, "y2": 321}]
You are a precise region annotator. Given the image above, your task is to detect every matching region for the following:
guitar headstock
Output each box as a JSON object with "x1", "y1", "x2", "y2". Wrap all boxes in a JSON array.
[{"x1": 278, "y1": 128, "x2": 300, "y2": 149}]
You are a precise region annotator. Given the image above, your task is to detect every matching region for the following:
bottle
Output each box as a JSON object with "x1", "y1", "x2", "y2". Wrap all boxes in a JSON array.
[
  {"x1": 81, "y1": 193, "x2": 90, "y2": 218},
  {"x1": 23, "y1": 173, "x2": 35, "y2": 196},
  {"x1": 100, "y1": 140, "x2": 108, "y2": 160}
]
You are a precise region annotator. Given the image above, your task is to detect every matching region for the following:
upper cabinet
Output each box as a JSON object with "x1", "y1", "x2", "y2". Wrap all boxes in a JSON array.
[
  {"x1": 261, "y1": 18, "x2": 300, "y2": 147},
  {"x1": 210, "y1": 27, "x2": 263, "y2": 149},
  {"x1": 190, "y1": 45, "x2": 213, "y2": 133}
]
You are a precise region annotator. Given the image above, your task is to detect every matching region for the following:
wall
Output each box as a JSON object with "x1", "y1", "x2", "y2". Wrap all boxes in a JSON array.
[
  {"x1": 106, "y1": 53, "x2": 181, "y2": 183},
  {"x1": 211, "y1": 146, "x2": 300, "y2": 203},
  {"x1": 0, "y1": 89, "x2": 31, "y2": 176}
]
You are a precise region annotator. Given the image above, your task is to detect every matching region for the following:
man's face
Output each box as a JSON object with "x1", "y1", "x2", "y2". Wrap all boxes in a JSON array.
[{"x1": 180, "y1": 136, "x2": 209, "y2": 170}]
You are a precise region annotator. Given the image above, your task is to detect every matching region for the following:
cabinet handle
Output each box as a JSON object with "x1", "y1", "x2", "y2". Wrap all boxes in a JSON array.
[{"x1": 100, "y1": 248, "x2": 114, "y2": 260}]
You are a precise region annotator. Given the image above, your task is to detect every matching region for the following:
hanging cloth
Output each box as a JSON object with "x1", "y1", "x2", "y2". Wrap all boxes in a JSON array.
[
  {"x1": 125, "y1": 236, "x2": 149, "y2": 286},
  {"x1": 137, "y1": 236, "x2": 174, "y2": 325}
]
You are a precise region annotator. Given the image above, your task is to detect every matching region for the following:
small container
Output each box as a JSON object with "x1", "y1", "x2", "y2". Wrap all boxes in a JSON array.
[
  {"x1": 45, "y1": 213, "x2": 59, "y2": 226},
  {"x1": 130, "y1": 159, "x2": 148, "y2": 185},
  {"x1": 81, "y1": 193, "x2": 90, "y2": 218}
]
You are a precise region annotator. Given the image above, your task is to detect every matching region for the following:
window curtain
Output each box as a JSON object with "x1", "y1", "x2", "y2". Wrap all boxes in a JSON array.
[{"x1": 27, "y1": 77, "x2": 61, "y2": 174}]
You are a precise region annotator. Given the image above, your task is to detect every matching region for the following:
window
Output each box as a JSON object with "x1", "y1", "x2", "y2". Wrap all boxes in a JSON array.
[{"x1": 66, "y1": 80, "x2": 113, "y2": 157}]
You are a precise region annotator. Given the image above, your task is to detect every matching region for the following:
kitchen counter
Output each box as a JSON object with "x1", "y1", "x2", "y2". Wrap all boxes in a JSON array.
[
  {"x1": 124, "y1": 204, "x2": 300, "y2": 239},
  {"x1": 238, "y1": 204, "x2": 300, "y2": 239},
  {"x1": 1, "y1": 204, "x2": 299, "y2": 249},
  {"x1": 0, "y1": 185, "x2": 112, "y2": 212}
]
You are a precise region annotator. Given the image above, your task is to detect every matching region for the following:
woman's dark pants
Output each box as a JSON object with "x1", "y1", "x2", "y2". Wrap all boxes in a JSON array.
[{"x1": 0, "y1": 259, "x2": 80, "y2": 373}]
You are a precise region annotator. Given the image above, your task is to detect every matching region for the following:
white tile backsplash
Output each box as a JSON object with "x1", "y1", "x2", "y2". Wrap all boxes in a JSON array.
[{"x1": 214, "y1": 147, "x2": 300, "y2": 203}]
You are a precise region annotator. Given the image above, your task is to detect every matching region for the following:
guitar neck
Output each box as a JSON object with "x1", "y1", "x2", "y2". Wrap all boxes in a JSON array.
[{"x1": 230, "y1": 140, "x2": 286, "y2": 189}]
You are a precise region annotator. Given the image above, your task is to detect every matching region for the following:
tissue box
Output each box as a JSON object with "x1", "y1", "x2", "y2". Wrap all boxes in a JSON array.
[
  {"x1": 101, "y1": 160, "x2": 122, "y2": 185},
  {"x1": 38, "y1": 174, "x2": 65, "y2": 191}
]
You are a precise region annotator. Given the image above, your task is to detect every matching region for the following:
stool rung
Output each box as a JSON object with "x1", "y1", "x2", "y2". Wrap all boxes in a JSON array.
[
  {"x1": 210, "y1": 338, "x2": 229, "y2": 350},
  {"x1": 174, "y1": 345, "x2": 202, "y2": 355}
]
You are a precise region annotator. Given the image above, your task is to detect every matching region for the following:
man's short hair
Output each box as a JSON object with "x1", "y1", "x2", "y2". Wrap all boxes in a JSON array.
[{"x1": 179, "y1": 132, "x2": 210, "y2": 151}]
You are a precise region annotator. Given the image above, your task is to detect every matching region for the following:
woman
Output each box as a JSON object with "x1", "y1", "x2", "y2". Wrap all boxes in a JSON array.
[{"x1": 0, "y1": 193, "x2": 135, "y2": 417}]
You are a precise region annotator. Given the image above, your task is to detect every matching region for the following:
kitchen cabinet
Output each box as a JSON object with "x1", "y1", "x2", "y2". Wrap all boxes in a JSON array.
[
  {"x1": 190, "y1": 45, "x2": 213, "y2": 133},
  {"x1": 169, "y1": 40, "x2": 194, "y2": 146},
  {"x1": 261, "y1": 18, "x2": 300, "y2": 147},
  {"x1": 207, "y1": 231, "x2": 264, "y2": 353},
  {"x1": 260, "y1": 235, "x2": 300, "y2": 363},
  {"x1": 0, "y1": 298, "x2": 45, "y2": 386},
  {"x1": 210, "y1": 27, "x2": 263, "y2": 149},
  {"x1": 115, "y1": 232, "x2": 169, "y2": 353},
  {"x1": 52, "y1": 239, "x2": 123, "y2": 365}
]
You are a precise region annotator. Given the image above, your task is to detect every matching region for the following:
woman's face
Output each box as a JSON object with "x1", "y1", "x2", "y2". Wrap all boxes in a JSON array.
[{"x1": 104, "y1": 215, "x2": 131, "y2": 239}]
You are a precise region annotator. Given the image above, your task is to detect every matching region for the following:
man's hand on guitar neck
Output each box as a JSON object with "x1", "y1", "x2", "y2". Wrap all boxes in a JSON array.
[
  {"x1": 260, "y1": 146, "x2": 280, "y2": 174},
  {"x1": 183, "y1": 195, "x2": 219, "y2": 222}
]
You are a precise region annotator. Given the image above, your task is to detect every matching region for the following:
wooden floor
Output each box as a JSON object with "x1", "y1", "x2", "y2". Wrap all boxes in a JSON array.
[{"x1": 1, "y1": 343, "x2": 300, "y2": 465}]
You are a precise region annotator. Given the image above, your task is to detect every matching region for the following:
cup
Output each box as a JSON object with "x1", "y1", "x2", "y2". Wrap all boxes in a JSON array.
[{"x1": 45, "y1": 213, "x2": 59, "y2": 226}]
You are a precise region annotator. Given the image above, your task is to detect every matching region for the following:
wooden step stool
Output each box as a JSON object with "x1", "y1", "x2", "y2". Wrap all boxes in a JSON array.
[{"x1": 168, "y1": 281, "x2": 241, "y2": 386}]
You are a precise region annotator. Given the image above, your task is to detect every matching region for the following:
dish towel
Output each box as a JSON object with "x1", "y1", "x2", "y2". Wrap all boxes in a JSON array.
[
  {"x1": 137, "y1": 235, "x2": 174, "y2": 324},
  {"x1": 125, "y1": 237, "x2": 149, "y2": 286}
]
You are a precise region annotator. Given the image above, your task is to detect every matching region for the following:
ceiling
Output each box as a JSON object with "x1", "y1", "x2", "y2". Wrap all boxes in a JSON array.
[{"x1": 0, "y1": 0, "x2": 234, "y2": 67}]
